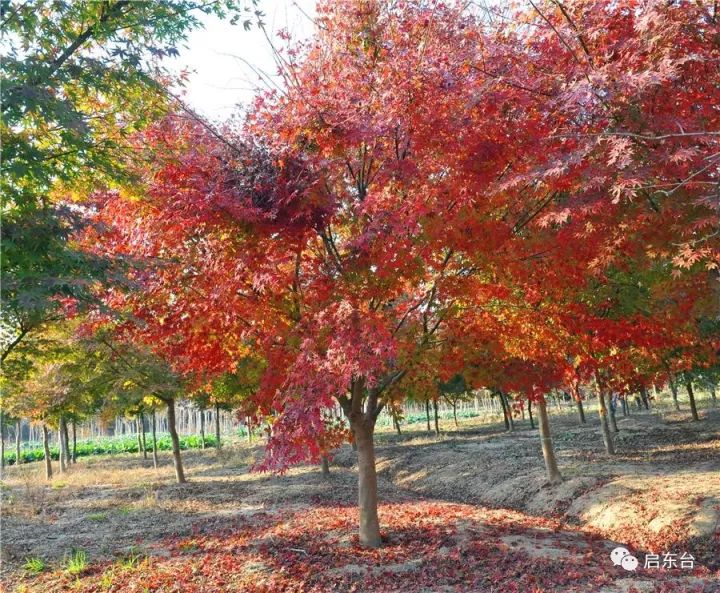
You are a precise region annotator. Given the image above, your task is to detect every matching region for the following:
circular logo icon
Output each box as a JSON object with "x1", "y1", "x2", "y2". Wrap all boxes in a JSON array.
[
  {"x1": 621, "y1": 555, "x2": 639, "y2": 571},
  {"x1": 610, "y1": 547, "x2": 630, "y2": 566},
  {"x1": 610, "y1": 546, "x2": 638, "y2": 571}
]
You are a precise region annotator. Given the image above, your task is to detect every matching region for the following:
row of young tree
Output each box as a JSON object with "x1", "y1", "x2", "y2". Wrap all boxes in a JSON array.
[
  {"x1": 2, "y1": 1, "x2": 719, "y2": 548},
  {"x1": 0, "y1": 321, "x2": 257, "y2": 483}
]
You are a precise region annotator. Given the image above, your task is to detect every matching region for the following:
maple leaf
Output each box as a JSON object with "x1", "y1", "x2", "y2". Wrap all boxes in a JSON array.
[{"x1": 606, "y1": 137, "x2": 634, "y2": 170}]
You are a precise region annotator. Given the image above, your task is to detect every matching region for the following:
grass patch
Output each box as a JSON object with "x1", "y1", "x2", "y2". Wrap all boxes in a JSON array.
[
  {"x1": 64, "y1": 549, "x2": 88, "y2": 575},
  {"x1": 118, "y1": 547, "x2": 145, "y2": 569},
  {"x1": 23, "y1": 557, "x2": 46, "y2": 574},
  {"x1": 99, "y1": 568, "x2": 115, "y2": 590},
  {"x1": 86, "y1": 512, "x2": 108, "y2": 521}
]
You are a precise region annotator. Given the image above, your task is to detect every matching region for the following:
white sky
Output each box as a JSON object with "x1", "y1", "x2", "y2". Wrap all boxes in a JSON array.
[{"x1": 168, "y1": 0, "x2": 317, "y2": 122}]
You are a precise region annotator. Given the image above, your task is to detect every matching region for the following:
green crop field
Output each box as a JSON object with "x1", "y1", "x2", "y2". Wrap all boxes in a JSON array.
[{"x1": 3, "y1": 433, "x2": 218, "y2": 465}]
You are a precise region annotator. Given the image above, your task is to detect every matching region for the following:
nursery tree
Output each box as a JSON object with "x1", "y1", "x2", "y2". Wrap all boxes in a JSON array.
[{"x1": 78, "y1": 0, "x2": 720, "y2": 549}]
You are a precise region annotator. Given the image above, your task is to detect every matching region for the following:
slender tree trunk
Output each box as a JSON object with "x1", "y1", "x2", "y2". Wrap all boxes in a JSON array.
[
  {"x1": 621, "y1": 396, "x2": 628, "y2": 417},
  {"x1": 597, "y1": 390, "x2": 615, "y2": 455},
  {"x1": 392, "y1": 412, "x2": 401, "y2": 435},
  {"x1": 214, "y1": 404, "x2": 221, "y2": 449},
  {"x1": 576, "y1": 398, "x2": 586, "y2": 424},
  {"x1": 711, "y1": 385, "x2": 718, "y2": 407},
  {"x1": 498, "y1": 392, "x2": 510, "y2": 431},
  {"x1": 166, "y1": 399, "x2": 186, "y2": 483},
  {"x1": 70, "y1": 420, "x2": 77, "y2": 463},
  {"x1": 0, "y1": 412, "x2": 5, "y2": 474},
  {"x1": 58, "y1": 422, "x2": 67, "y2": 473},
  {"x1": 321, "y1": 455, "x2": 330, "y2": 476},
  {"x1": 425, "y1": 401, "x2": 431, "y2": 432},
  {"x1": 15, "y1": 420, "x2": 21, "y2": 465},
  {"x1": 668, "y1": 373, "x2": 680, "y2": 411},
  {"x1": 200, "y1": 410, "x2": 206, "y2": 449},
  {"x1": 609, "y1": 401, "x2": 619, "y2": 433},
  {"x1": 136, "y1": 418, "x2": 144, "y2": 456},
  {"x1": 62, "y1": 417, "x2": 70, "y2": 464},
  {"x1": 528, "y1": 400, "x2": 535, "y2": 429},
  {"x1": 685, "y1": 378, "x2": 700, "y2": 422},
  {"x1": 452, "y1": 401, "x2": 458, "y2": 427},
  {"x1": 140, "y1": 413, "x2": 147, "y2": 459},
  {"x1": 502, "y1": 391, "x2": 515, "y2": 431},
  {"x1": 246, "y1": 417, "x2": 253, "y2": 444},
  {"x1": 353, "y1": 419, "x2": 381, "y2": 548},
  {"x1": 43, "y1": 424, "x2": 53, "y2": 479},
  {"x1": 432, "y1": 397, "x2": 440, "y2": 435},
  {"x1": 537, "y1": 397, "x2": 562, "y2": 484},
  {"x1": 151, "y1": 410, "x2": 158, "y2": 469},
  {"x1": 639, "y1": 386, "x2": 650, "y2": 410}
]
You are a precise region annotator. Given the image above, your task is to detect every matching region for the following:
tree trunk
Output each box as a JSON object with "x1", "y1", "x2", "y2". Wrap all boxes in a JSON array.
[
  {"x1": 321, "y1": 455, "x2": 330, "y2": 476},
  {"x1": 140, "y1": 413, "x2": 147, "y2": 459},
  {"x1": 498, "y1": 392, "x2": 510, "y2": 431},
  {"x1": 576, "y1": 398, "x2": 586, "y2": 424},
  {"x1": 200, "y1": 410, "x2": 206, "y2": 449},
  {"x1": 214, "y1": 404, "x2": 221, "y2": 449},
  {"x1": 15, "y1": 420, "x2": 21, "y2": 465},
  {"x1": 711, "y1": 385, "x2": 718, "y2": 407},
  {"x1": 136, "y1": 418, "x2": 144, "y2": 456},
  {"x1": 62, "y1": 417, "x2": 71, "y2": 464},
  {"x1": 685, "y1": 378, "x2": 700, "y2": 422},
  {"x1": 0, "y1": 412, "x2": 4, "y2": 474},
  {"x1": 639, "y1": 386, "x2": 650, "y2": 410},
  {"x1": 452, "y1": 401, "x2": 458, "y2": 427},
  {"x1": 353, "y1": 420, "x2": 381, "y2": 548},
  {"x1": 528, "y1": 400, "x2": 535, "y2": 429},
  {"x1": 166, "y1": 399, "x2": 186, "y2": 483},
  {"x1": 597, "y1": 390, "x2": 615, "y2": 455},
  {"x1": 609, "y1": 402, "x2": 619, "y2": 433},
  {"x1": 502, "y1": 392, "x2": 515, "y2": 431},
  {"x1": 621, "y1": 396, "x2": 628, "y2": 417},
  {"x1": 70, "y1": 420, "x2": 77, "y2": 463},
  {"x1": 432, "y1": 397, "x2": 440, "y2": 435},
  {"x1": 537, "y1": 397, "x2": 562, "y2": 484},
  {"x1": 392, "y1": 412, "x2": 401, "y2": 435},
  {"x1": 58, "y1": 422, "x2": 67, "y2": 473},
  {"x1": 43, "y1": 424, "x2": 53, "y2": 480},
  {"x1": 151, "y1": 410, "x2": 158, "y2": 469},
  {"x1": 425, "y1": 400, "x2": 431, "y2": 432},
  {"x1": 668, "y1": 373, "x2": 680, "y2": 411}
]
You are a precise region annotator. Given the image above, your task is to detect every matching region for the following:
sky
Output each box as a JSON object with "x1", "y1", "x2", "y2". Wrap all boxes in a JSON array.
[{"x1": 167, "y1": 0, "x2": 317, "y2": 122}]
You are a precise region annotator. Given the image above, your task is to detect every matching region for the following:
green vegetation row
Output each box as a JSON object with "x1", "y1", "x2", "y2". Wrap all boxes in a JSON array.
[
  {"x1": 375, "y1": 408, "x2": 485, "y2": 427},
  {"x1": 3, "y1": 433, "x2": 218, "y2": 465}
]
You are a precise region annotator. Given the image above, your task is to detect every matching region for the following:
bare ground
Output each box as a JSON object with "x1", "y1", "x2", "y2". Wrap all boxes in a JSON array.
[
  {"x1": 1, "y1": 405, "x2": 718, "y2": 592},
  {"x1": 344, "y1": 407, "x2": 720, "y2": 554}
]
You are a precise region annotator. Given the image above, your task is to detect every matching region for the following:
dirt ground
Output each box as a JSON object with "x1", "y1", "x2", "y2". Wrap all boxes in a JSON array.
[{"x1": 1, "y1": 404, "x2": 718, "y2": 592}]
